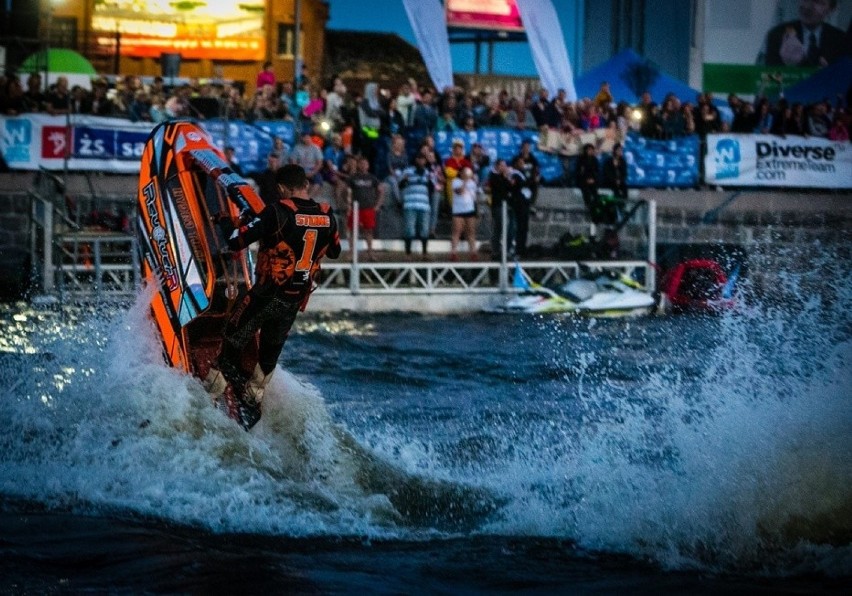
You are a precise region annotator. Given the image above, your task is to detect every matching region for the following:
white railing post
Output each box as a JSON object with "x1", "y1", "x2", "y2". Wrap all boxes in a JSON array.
[
  {"x1": 350, "y1": 201, "x2": 360, "y2": 294},
  {"x1": 647, "y1": 198, "x2": 657, "y2": 292},
  {"x1": 43, "y1": 199, "x2": 54, "y2": 292},
  {"x1": 499, "y1": 199, "x2": 508, "y2": 292}
]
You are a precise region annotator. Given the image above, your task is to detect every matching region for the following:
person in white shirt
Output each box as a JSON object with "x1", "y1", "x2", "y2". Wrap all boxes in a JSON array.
[
  {"x1": 324, "y1": 77, "x2": 347, "y2": 127},
  {"x1": 396, "y1": 81, "x2": 417, "y2": 127},
  {"x1": 450, "y1": 167, "x2": 479, "y2": 261}
]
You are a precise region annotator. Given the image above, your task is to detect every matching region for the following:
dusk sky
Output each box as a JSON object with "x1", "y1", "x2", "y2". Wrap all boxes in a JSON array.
[{"x1": 324, "y1": 0, "x2": 540, "y2": 76}]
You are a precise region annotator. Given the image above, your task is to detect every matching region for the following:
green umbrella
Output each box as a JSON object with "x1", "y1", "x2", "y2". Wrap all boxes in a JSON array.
[
  {"x1": 19, "y1": 48, "x2": 98, "y2": 90},
  {"x1": 19, "y1": 48, "x2": 97, "y2": 75}
]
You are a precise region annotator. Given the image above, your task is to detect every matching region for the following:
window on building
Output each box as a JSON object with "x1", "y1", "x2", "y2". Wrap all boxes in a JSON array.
[
  {"x1": 51, "y1": 16, "x2": 78, "y2": 50},
  {"x1": 277, "y1": 23, "x2": 302, "y2": 57}
]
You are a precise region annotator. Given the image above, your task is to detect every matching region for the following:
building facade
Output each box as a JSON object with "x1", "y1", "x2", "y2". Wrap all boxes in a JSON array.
[{"x1": 7, "y1": 0, "x2": 328, "y2": 90}]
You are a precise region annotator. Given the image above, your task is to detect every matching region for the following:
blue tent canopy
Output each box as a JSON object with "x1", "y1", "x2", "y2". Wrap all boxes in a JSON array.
[
  {"x1": 784, "y1": 56, "x2": 852, "y2": 104},
  {"x1": 575, "y1": 49, "x2": 703, "y2": 105}
]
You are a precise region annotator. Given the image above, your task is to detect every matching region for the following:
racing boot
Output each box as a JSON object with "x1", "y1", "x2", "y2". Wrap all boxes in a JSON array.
[
  {"x1": 203, "y1": 366, "x2": 228, "y2": 399},
  {"x1": 244, "y1": 364, "x2": 273, "y2": 406}
]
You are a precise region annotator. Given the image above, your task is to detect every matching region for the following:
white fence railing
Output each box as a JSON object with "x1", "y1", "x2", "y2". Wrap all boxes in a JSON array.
[{"x1": 316, "y1": 260, "x2": 653, "y2": 295}]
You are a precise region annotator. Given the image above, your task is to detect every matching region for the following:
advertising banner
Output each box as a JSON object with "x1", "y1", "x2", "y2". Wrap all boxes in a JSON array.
[
  {"x1": 17, "y1": 116, "x2": 846, "y2": 190},
  {"x1": 701, "y1": 0, "x2": 850, "y2": 97},
  {"x1": 91, "y1": 0, "x2": 266, "y2": 61},
  {"x1": 705, "y1": 134, "x2": 852, "y2": 189},
  {"x1": 624, "y1": 133, "x2": 700, "y2": 188},
  {"x1": 0, "y1": 115, "x2": 296, "y2": 175},
  {"x1": 1, "y1": 115, "x2": 154, "y2": 173},
  {"x1": 207, "y1": 119, "x2": 297, "y2": 174},
  {"x1": 435, "y1": 127, "x2": 563, "y2": 183},
  {"x1": 446, "y1": 0, "x2": 524, "y2": 31}
]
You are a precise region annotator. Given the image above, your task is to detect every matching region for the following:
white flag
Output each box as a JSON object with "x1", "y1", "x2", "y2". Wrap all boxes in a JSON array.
[
  {"x1": 516, "y1": 0, "x2": 577, "y2": 101},
  {"x1": 401, "y1": 0, "x2": 454, "y2": 92}
]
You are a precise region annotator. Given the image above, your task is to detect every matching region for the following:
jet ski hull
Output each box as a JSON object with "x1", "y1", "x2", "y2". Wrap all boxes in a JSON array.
[{"x1": 137, "y1": 120, "x2": 267, "y2": 426}]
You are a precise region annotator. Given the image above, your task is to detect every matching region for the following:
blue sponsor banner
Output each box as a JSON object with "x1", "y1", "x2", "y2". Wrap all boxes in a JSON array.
[
  {"x1": 72, "y1": 124, "x2": 150, "y2": 161},
  {"x1": 623, "y1": 133, "x2": 700, "y2": 188},
  {"x1": 72, "y1": 126, "x2": 114, "y2": 159},
  {"x1": 2, "y1": 118, "x2": 33, "y2": 164},
  {"x1": 434, "y1": 127, "x2": 564, "y2": 183},
  {"x1": 1, "y1": 115, "x2": 698, "y2": 186},
  {"x1": 115, "y1": 129, "x2": 150, "y2": 160},
  {"x1": 200, "y1": 119, "x2": 296, "y2": 174}
]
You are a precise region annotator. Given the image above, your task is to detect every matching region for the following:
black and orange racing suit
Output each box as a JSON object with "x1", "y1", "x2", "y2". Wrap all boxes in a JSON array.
[{"x1": 217, "y1": 195, "x2": 341, "y2": 400}]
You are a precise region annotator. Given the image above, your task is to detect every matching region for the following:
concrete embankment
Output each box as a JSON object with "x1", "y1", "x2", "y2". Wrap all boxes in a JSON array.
[{"x1": 0, "y1": 172, "x2": 850, "y2": 304}]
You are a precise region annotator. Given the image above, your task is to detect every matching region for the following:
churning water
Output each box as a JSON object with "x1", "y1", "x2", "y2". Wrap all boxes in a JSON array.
[{"x1": 1, "y1": 255, "x2": 849, "y2": 593}]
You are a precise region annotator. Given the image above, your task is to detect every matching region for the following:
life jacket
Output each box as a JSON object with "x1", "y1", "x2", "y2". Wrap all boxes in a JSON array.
[{"x1": 254, "y1": 198, "x2": 339, "y2": 301}]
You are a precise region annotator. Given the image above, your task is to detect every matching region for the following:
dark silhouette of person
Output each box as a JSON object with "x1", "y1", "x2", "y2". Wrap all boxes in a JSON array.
[
  {"x1": 576, "y1": 143, "x2": 600, "y2": 212},
  {"x1": 602, "y1": 142, "x2": 628, "y2": 200},
  {"x1": 250, "y1": 151, "x2": 282, "y2": 205}
]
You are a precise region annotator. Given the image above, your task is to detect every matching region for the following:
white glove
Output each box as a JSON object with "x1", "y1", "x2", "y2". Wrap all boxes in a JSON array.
[{"x1": 779, "y1": 28, "x2": 805, "y2": 66}]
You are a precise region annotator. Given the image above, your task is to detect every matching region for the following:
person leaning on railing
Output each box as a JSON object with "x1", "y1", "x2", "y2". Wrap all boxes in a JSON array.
[
  {"x1": 602, "y1": 143, "x2": 628, "y2": 201},
  {"x1": 0, "y1": 75, "x2": 25, "y2": 115},
  {"x1": 21, "y1": 73, "x2": 45, "y2": 113}
]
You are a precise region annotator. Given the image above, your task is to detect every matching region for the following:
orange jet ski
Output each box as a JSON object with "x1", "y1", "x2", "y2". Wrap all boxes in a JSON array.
[{"x1": 136, "y1": 120, "x2": 267, "y2": 428}]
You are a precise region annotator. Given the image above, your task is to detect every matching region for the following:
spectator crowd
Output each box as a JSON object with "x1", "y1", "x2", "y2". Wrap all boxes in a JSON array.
[
  {"x1": 3, "y1": 69, "x2": 848, "y2": 143},
  {"x1": 1, "y1": 65, "x2": 849, "y2": 259}
]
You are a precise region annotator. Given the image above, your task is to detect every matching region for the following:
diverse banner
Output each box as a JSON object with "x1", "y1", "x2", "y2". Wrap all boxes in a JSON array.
[
  {"x1": 402, "y1": 0, "x2": 455, "y2": 92},
  {"x1": 705, "y1": 134, "x2": 852, "y2": 189}
]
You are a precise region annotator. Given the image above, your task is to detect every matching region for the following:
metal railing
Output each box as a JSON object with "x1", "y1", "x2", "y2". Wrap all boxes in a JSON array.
[
  {"x1": 54, "y1": 231, "x2": 139, "y2": 301},
  {"x1": 26, "y1": 172, "x2": 656, "y2": 305},
  {"x1": 317, "y1": 259, "x2": 652, "y2": 295},
  {"x1": 316, "y1": 198, "x2": 657, "y2": 297},
  {"x1": 29, "y1": 185, "x2": 139, "y2": 302}
]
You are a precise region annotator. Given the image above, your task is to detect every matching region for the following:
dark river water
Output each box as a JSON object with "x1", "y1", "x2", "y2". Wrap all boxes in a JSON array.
[{"x1": 0, "y1": 257, "x2": 849, "y2": 594}]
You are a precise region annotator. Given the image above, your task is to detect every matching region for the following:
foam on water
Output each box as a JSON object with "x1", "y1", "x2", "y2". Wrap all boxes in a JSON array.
[
  {"x1": 3, "y1": 295, "x2": 391, "y2": 538},
  {"x1": 2, "y1": 290, "x2": 495, "y2": 540},
  {"x1": 466, "y1": 259, "x2": 852, "y2": 575}
]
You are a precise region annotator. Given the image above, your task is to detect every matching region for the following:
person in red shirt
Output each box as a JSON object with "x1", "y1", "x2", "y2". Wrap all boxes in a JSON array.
[
  {"x1": 347, "y1": 156, "x2": 385, "y2": 261},
  {"x1": 256, "y1": 61, "x2": 276, "y2": 91}
]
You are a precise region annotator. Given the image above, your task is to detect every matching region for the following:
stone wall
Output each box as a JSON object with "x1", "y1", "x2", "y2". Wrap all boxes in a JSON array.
[
  {"x1": 532, "y1": 187, "x2": 851, "y2": 250},
  {"x1": 1, "y1": 172, "x2": 849, "y2": 300},
  {"x1": 0, "y1": 173, "x2": 37, "y2": 299},
  {"x1": 532, "y1": 187, "x2": 851, "y2": 297}
]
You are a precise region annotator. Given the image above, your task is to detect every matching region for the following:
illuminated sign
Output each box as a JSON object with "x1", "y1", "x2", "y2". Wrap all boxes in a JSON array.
[
  {"x1": 92, "y1": 0, "x2": 266, "y2": 61},
  {"x1": 446, "y1": 0, "x2": 523, "y2": 32}
]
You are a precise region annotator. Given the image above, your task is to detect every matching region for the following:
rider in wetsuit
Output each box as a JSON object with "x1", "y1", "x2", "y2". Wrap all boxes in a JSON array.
[{"x1": 205, "y1": 164, "x2": 341, "y2": 429}]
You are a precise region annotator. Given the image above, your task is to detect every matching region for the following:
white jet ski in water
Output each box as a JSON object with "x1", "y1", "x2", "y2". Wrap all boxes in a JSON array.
[{"x1": 489, "y1": 269, "x2": 656, "y2": 317}]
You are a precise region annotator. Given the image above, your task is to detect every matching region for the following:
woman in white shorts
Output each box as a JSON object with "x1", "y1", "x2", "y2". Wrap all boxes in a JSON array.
[{"x1": 450, "y1": 167, "x2": 479, "y2": 261}]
